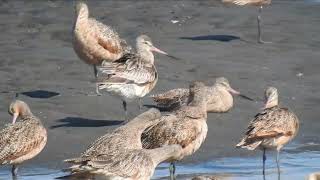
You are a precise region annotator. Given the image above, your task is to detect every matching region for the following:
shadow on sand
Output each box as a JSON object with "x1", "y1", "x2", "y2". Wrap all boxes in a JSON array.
[
  {"x1": 50, "y1": 117, "x2": 123, "y2": 129},
  {"x1": 180, "y1": 35, "x2": 241, "y2": 42},
  {"x1": 21, "y1": 90, "x2": 60, "y2": 99}
]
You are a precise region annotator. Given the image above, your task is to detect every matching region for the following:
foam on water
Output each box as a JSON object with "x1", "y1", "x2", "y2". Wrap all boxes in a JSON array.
[{"x1": 0, "y1": 145, "x2": 319, "y2": 180}]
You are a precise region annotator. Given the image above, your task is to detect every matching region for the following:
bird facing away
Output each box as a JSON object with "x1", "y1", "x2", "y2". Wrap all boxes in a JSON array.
[
  {"x1": 61, "y1": 108, "x2": 183, "y2": 180},
  {"x1": 236, "y1": 87, "x2": 299, "y2": 180},
  {"x1": 73, "y1": 1, "x2": 131, "y2": 77},
  {"x1": 142, "y1": 81, "x2": 208, "y2": 180},
  {"x1": 151, "y1": 77, "x2": 253, "y2": 112},
  {"x1": 0, "y1": 100, "x2": 47, "y2": 177},
  {"x1": 222, "y1": 0, "x2": 272, "y2": 43},
  {"x1": 96, "y1": 35, "x2": 171, "y2": 121}
]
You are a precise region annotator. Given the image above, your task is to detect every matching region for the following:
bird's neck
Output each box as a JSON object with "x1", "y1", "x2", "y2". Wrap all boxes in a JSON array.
[
  {"x1": 137, "y1": 48, "x2": 154, "y2": 64},
  {"x1": 74, "y1": 8, "x2": 89, "y2": 32},
  {"x1": 264, "y1": 94, "x2": 279, "y2": 109},
  {"x1": 265, "y1": 100, "x2": 278, "y2": 109},
  {"x1": 19, "y1": 107, "x2": 34, "y2": 119},
  {"x1": 189, "y1": 92, "x2": 207, "y2": 115}
]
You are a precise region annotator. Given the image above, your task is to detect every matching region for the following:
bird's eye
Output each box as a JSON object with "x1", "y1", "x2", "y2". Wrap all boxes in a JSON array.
[{"x1": 144, "y1": 41, "x2": 151, "y2": 46}]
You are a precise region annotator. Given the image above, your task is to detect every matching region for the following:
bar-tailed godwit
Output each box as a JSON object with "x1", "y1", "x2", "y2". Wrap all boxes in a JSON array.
[
  {"x1": 236, "y1": 87, "x2": 299, "y2": 180},
  {"x1": 0, "y1": 100, "x2": 47, "y2": 177},
  {"x1": 96, "y1": 35, "x2": 172, "y2": 121},
  {"x1": 151, "y1": 77, "x2": 253, "y2": 112},
  {"x1": 142, "y1": 81, "x2": 208, "y2": 180},
  {"x1": 73, "y1": 1, "x2": 131, "y2": 77},
  {"x1": 61, "y1": 108, "x2": 182, "y2": 180}
]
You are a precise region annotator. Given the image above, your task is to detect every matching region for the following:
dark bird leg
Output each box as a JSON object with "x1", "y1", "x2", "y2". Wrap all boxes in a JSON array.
[
  {"x1": 95, "y1": 84, "x2": 102, "y2": 96},
  {"x1": 11, "y1": 165, "x2": 18, "y2": 177},
  {"x1": 138, "y1": 98, "x2": 143, "y2": 112},
  {"x1": 123, "y1": 101, "x2": 128, "y2": 122},
  {"x1": 276, "y1": 149, "x2": 281, "y2": 180},
  {"x1": 169, "y1": 162, "x2": 176, "y2": 180},
  {"x1": 263, "y1": 148, "x2": 266, "y2": 180},
  {"x1": 257, "y1": 6, "x2": 272, "y2": 44},
  {"x1": 93, "y1": 65, "x2": 98, "y2": 78}
]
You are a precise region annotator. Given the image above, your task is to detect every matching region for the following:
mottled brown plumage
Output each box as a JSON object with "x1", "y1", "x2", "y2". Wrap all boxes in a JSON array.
[
  {"x1": 73, "y1": 1, "x2": 131, "y2": 77},
  {"x1": 151, "y1": 77, "x2": 240, "y2": 112},
  {"x1": 236, "y1": 87, "x2": 299, "y2": 180},
  {"x1": 62, "y1": 108, "x2": 182, "y2": 180},
  {"x1": 0, "y1": 100, "x2": 47, "y2": 177},
  {"x1": 142, "y1": 81, "x2": 208, "y2": 179},
  {"x1": 96, "y1": 35, "x2": 169, "y2": 121}
]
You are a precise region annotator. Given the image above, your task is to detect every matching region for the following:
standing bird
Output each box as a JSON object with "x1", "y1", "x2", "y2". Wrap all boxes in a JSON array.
[
  {"x1": 222, "y1": 0, "x2": 272, "y2": 43},
  {"x1": 96, "y1": 35, "x2": 172, "y2": 121},
  {"x1": 0, "y1": 100, "x2": 47, "y2": 177},
  {"x1": 73, "y1": 1, "x2": 131, "y2": 77},
  {"x1": 61, "y1": 108, "x2": 183, "y2": 180},
  {"x1": 142, "y1": 81, "x2": 208, "y2": 180},
  {"x1": 236, "y1": 87, "x2": 299, "y2": 180},
  {"x1": 151, "y1": 77, "x2": 253, "y2": 112}
]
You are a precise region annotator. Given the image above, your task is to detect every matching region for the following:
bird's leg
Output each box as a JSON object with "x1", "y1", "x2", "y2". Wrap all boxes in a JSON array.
[
  {"x1": 257, "y1": 6, "x2": 272, "y2": 44},
  {"x1": 169, "y1": 162, "x2": 176, "y2": 180},
  {"x1": 263, "y1": 148, "x2": 266, "y2": 180},
  {"x1": 93, "y1": 65, "x2": 98, "y2": 78},
  {"x1": 95, "y1": 84, "x2": 102, "y2": 96},
  {"x1": 138, "y1": 98, "x2": 143, "y2": 112},
  {"x1": 11, "y1": 165, "x2": 18, "y2": 177},
  {"x1": 123, "y1": 101, "x2": 128, "y2": 122},
  {"x1": 276, "y1": 149, "x2": 281, "y2": 180}
]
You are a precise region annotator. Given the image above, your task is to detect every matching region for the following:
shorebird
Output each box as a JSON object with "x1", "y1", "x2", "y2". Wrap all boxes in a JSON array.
[
  {"x1": 0, "y1": 100, "x2": 47, "y2": 177},
  {"x1": 142, "y1": 81, "x2": 208, "y2": 180},
  {"x1": 61, "y1": 108, "x2": 183, "y2": 180},
  {"x1": 96, "y1": 35, "x2": 174, "y2": 121},
  {"x1": 73, "y1": 1, "x2": 131, "y2": 77},
  {"x1": 151, "y1": 77, "x2": 253, "y2": 112},
  {"x1": 222, "y1": 0, "x2": 272, "y2": 43},
  {"x1": 236, "y1": 87, "x2": 299, "y2": 180},
  {"x1": 308, "y1": 172, "x2": 320, "y2": 180}
]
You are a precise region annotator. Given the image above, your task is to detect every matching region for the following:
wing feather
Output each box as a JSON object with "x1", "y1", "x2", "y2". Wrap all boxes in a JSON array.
[
  {"x1": 97, "y1": 56, "x2": 157, "y2": 86},
  {"x1": 0, "y1": 118, "x2": 45, "y2": 164},
  {"x1": 89, "y1": 19, "x2": 123, "y2": 55},
  {"x1": 237, "y1": 106, "x2": 299, "y2": 149},
  {"x1": 142, "y1": 115, "x2": 199, "y2": 149}
]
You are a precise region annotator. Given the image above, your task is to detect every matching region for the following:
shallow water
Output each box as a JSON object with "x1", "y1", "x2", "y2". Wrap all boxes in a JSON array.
[{"x1": 1, "y1": 144, "x2": 319, "y2": 180}]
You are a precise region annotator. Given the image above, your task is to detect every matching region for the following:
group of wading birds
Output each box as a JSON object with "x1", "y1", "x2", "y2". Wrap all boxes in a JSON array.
[{"x1": 0, "y1": 0, "x2": 300, "y2": 180}]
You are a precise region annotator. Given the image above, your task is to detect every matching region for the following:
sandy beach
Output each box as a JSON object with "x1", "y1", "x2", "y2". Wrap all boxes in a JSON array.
[{"x1": 0, "y1": 0, "x2": 320, "y2": 179}]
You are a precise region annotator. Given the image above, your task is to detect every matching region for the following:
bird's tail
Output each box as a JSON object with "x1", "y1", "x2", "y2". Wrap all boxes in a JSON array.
[
  {"x1": 236, "y1": 138, "x2": 262, "y2": 150},
  {"x1": 99, "y1": 60, "x2": 116, "y2": 74},
  {"x1": 57, "y1": 157, "x2": 96, "y2": 179}
]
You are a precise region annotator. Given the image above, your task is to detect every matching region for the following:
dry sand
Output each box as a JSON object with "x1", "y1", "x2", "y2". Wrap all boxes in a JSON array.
[{"x1": 0, "y1": 0, "x2": 319, "y2": 172}]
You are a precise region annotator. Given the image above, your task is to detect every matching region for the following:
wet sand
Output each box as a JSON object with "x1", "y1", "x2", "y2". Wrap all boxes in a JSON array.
[{"x1": 0, "y1": 0, "x2": 320, "y2": 179}]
